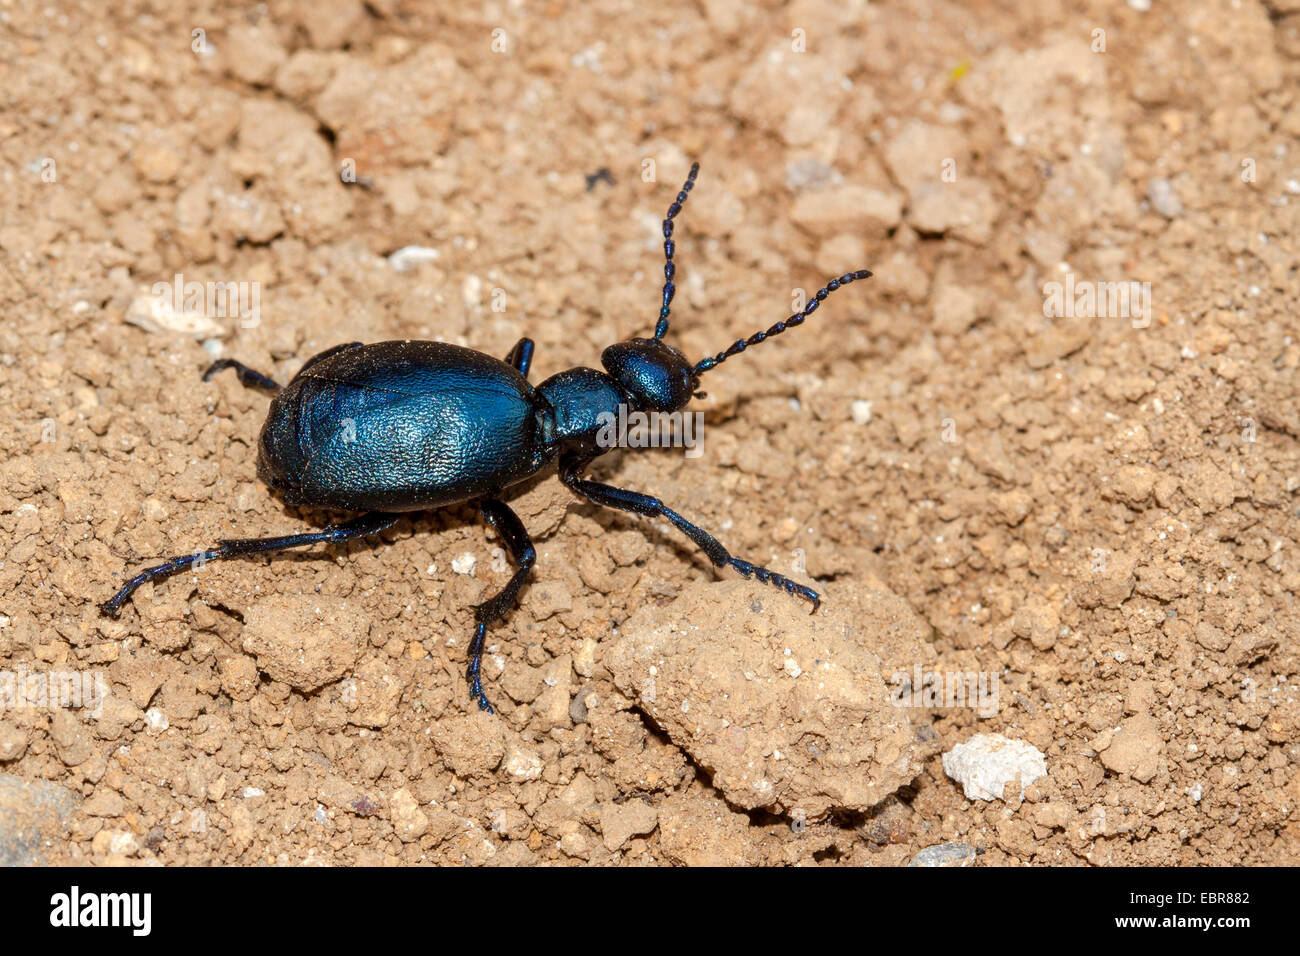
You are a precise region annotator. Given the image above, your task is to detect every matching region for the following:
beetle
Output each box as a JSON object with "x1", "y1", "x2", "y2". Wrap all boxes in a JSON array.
[{"x1": 99, "y1": 162, "x2": 872, "y2": 712}]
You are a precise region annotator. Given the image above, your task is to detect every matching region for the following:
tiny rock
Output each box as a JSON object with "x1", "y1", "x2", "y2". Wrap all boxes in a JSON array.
[
  {"x1": 0, "y1": 775, "x2": 80, "y2": 866},
  {"x1": 1099, "y1": 714, "x2": 1162, "y2": 783},
  {"x1": 942, "y1": 733, "x2": 1047, "y2": 801},
  {"x1": 125, "y1": 288, "x2": 224, "y2": 339},
  {"x1": 599, "y1": 801, "x2": 659, "y2": 851},
  {"x1": 908, "y1": 842, "x2": 976, "y2": 867},
  {"x1": 240, "y1": 596, "x2": 369, "y2": 692},
  {"x1": 388, "y1": 245, "x2": 440, "y2": 273},
  {"x1": 607, "y1": 579, "x2": 935, "y2": 818},
  {"x1": 388, "y1": 788, "x2": 429, "y2": 843}
]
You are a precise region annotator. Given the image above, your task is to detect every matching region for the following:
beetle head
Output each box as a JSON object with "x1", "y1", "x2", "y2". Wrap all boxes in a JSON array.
[{"x1": 602, "y1": 337, "x2": 699, "y2": 412}]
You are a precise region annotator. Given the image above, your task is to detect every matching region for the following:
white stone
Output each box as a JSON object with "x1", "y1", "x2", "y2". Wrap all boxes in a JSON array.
[
  {"x1": 503, "y1": 747, "x2": 542, "y2": 781},
  {"x1": 942, "y1": 733, "x2": 1046, "y2": 801},
  {"x1": 1147, "y1": 178, "x2": 1182, "y2": 219},
  {"x1": 387, "y1": 245, "x2": 440, "y2": 272},
  {"x1": 125, "y1": 289, "x2": 224, "y2": 339}
]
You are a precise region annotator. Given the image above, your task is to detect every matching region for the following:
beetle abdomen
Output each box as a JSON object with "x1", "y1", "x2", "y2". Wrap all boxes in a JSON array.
[{"x1": 258, "y1": 341, "x2": 555, "y2": 511}]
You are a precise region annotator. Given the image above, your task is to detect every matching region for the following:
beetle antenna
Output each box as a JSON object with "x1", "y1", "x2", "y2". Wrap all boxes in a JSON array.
[
  {"x1": 653, "y1": 161, "x2": 700, "y2": 340},
  {"x1": 693, "y1": 269, "x2": 873, "y2": 375}
]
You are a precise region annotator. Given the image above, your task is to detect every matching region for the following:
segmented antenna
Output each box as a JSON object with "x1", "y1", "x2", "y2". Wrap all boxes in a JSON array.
[
  {"x1": 694, "y1": 270, "x2": 873, "y2": 375},
  {"x1": 654, "y1": 162, "x2": 701, "y2": 339}
]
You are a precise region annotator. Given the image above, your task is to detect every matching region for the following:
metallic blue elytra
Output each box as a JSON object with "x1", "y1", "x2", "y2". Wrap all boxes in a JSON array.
[
  {"x1": 99, "y1": 161, "x2": 874, "y2": 714},
  {"x1": 258, "y1": 341, "x2": 553, "y2": 513}
]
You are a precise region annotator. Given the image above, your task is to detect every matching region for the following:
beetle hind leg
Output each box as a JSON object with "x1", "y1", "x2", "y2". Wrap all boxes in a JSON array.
[
  {"x1": 467, "y1": 499, "x2": 536, "y2": 713},
  {"x1": 202, "y1": 359, "x2": 281, "y2": 392},
  {"x1": 99, "y1": 512, "x2": 399, "y2": 617}
]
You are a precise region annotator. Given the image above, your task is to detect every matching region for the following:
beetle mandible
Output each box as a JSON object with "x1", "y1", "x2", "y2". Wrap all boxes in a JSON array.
[{"x1": 99, "y1": 162, "x2": 872, "y2": 712}]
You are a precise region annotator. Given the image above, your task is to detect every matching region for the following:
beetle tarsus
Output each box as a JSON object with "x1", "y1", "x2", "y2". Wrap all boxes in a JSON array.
[
  {"x1": 98, "y1": 514, "x2": 398, "y2": 618},
  {"x1": 560, "y1": 456, "x2": 820, "y2": 613},
  {"x1": 728, "y1": 558, "x2": 820, "y2": 613},
  {"x1": 466, "y1": 622, "x2": 496, "y2": 714},
  {"x1": 202, "y1": 358, "x2": 282, "y2": 392},
  {"x1": 99, "y1": 551, "x2": 219, "y2": 617}
]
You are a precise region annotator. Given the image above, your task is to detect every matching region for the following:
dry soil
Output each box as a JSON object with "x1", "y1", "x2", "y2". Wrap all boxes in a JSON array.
[{"x1": 1, "y1": 0, "x2": 1298, "y2": 865}]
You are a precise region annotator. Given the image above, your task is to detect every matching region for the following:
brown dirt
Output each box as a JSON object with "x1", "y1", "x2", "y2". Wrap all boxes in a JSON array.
[{"x1": 1, "y1": 0, "x2": 1298, "y2": 866}]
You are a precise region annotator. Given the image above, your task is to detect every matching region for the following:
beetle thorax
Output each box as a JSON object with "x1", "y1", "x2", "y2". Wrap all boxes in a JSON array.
[{"x1": 535, "y1": 367, "x2": 638, "y2": 457}]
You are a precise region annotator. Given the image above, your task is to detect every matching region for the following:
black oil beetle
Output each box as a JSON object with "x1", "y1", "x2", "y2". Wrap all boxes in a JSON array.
[{"x1": 100, "y1": 163, "x2": 872, "y2": 712}]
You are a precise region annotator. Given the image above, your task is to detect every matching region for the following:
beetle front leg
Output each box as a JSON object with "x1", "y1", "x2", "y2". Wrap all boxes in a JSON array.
[
  {"x1": 559, "y1": 456, "x2": 819, "y2": 612},
  {"x1": 467, "y1": 498, "x2": 537, "y2": 713}
]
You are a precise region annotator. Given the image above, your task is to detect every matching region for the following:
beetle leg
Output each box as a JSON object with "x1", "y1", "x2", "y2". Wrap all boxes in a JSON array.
[
  {"x1": 503, "y1": 338, "x2": 535, "y2": 380},
  {"x1": 560, "y1": 457, "x2": 820, "y2": 612},
  {"x1": 202, "y1": 359, "x2": 281, "y2": 392},
  {"x1": 99, "y1": 512, "x2": 400, "y2": 617},
  {"x1": 467, "y1": 498, "x2": 536, "y2": 713}
]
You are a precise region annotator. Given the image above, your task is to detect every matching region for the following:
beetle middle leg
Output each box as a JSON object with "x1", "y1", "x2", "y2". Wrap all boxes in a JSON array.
[
  {"x1": 99, "y1": 512, "x2": 400, "y2": 617},
  {"x1": 205, "y1": 342, "x2": 369, "y2": 393},
  {"x1": 467, "y1": 498, "x2": 536, "y2": 713},
  {"x1": 560, "y1": 456, "x2": 820, "y2": 612},
  {"x1": 503, "y1": 338, "x2": 534, "y2": 379}
]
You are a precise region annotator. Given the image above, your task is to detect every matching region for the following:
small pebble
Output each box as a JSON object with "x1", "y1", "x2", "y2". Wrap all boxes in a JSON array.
[
  {"x1": 124, "y1": 289, "x2": 223, "y2": 339},
  {"x1": 387, "y1": 246, "x2": 440, "y2": 273},
  {"x1": 1147, "y1": 178, "x2": 1182, "y2": 219},
  {"x1": 942, "y1": 733, "x2": 1047, "y2": 801},
  {"x1": 0, "y1": 774, "x2": 80, "y2": 866},
  {"x1": 908, "y1": 842, "x2": 976, "y2": 867}
]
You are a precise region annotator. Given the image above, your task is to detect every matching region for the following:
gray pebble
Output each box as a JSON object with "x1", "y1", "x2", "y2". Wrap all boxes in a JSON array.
[
  {"x1": 1147, "y1": 178, "x2": 1182, "y2": 219},
  {"x1": 569, "y1": 687, "x2": 594, "y2": 724},
  {"x1": 785, "y1": 158, "x2": 838, "y2": 192},
  {"x1": 907, "y1": 841, "x2": 976, "y2": 867},
  {"x1": 0, "y1": 773, "x2": 80, "y2": 866}
]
